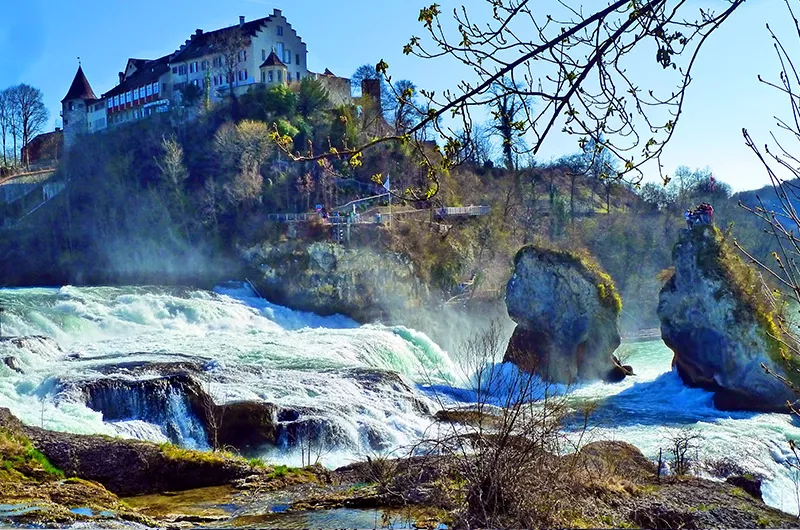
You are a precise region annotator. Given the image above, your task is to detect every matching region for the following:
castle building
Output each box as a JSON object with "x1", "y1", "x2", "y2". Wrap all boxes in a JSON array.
[{"x1": 62, "y1": 9, "x2": 352, "y2": 149}]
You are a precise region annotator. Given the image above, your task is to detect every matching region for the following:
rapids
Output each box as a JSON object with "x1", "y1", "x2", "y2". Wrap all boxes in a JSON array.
[{"x1": 1, "y1": 285, "x2": 800, "y2": 514}]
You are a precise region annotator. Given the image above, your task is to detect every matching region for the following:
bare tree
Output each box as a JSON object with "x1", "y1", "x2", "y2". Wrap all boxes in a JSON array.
[
  {"x1": 387, "y1": 79, "x2": 425, "y2": 135},
  {"x1": 488, "y1": 78, "x2": 531, "y2": 172},
  {"x1": 665, "y1": 428, "x2": 702, "y2": 476},
  {"x1": 0, "y1": 89, "x2": 11, "y2": 167},
  {"x1": 275, "y1": 0, "x2": 746, "y2": 202},
  {"x1": 410, "y1": 322, "x2": 593, "y2": 528},
  {"x1": 11, "y1": 84, "x2": 49, "y2": 168},
  {"x1": 209, "y1": 29, "x2": 250, "y2": 113},
  {"x1": 4, "y1": 85, "x2": 21, "y2": 166}
]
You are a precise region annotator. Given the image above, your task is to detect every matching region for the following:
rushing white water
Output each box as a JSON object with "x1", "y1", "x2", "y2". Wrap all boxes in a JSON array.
[{"x1": 2, "y1": 285, "x2": 800, "y2": 514}]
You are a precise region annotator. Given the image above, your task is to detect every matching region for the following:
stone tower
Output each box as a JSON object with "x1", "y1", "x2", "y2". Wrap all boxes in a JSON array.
[{"x1": 61, "y1": 66, "x2": 98, "y2": 151}]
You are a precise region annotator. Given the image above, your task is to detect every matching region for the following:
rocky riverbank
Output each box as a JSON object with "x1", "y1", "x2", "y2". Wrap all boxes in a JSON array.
[{"x1": 2, "y1": 407, "x2": 797, "y2": 529}]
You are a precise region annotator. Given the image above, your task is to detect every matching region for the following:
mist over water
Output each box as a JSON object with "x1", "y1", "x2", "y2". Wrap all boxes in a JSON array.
[{"x1": 2, "y1": 285, "x2": 800, "y2": 513}]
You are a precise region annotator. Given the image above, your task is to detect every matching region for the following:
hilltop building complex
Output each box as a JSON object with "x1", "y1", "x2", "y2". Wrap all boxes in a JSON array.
[{"x1": 61, "y1": 9, "x2": 352, "y2": 150}]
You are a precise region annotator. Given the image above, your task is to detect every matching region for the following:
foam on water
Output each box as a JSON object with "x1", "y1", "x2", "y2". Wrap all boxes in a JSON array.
[
  {"x1": 4, "y1": 285, "x2": 800, "y2": 514},
  {"x1": 0, "y1": 284, "x2": 455, "y2": 454}
]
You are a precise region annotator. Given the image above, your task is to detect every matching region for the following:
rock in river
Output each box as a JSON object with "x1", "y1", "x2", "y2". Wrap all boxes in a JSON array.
[
  {"x1": 504, "y1": 246, "x2": 623, "y2": 383},
  {"x1": 658, "y1": 225, "x2": 799, "y2": 412}
]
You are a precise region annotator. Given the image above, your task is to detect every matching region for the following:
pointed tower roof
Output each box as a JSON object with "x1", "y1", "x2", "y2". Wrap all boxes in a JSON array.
[
  {"x1": 62, "y1": 66, "x2": 98, "y2": 103},
  {"x1": 260, "y1": 51, "x2": 286, "y2": 68}
]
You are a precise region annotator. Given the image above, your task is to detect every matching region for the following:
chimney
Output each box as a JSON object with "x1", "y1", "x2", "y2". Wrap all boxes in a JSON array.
[
  {"x1": 273, "y1": 8, "x2": 282, "y2": 17},
  {"x1": 118, "y1": 72, "x2": 125, "y2": 83},
  {"x1": 194, "y1": 28, "x2": 203, "y2": 37},
  {"x1": 55, "y1": 127, "x2": 61, "y2": 132},
  {"x1": 239, "y1": 16, "x2": 245, "y2": 27}
]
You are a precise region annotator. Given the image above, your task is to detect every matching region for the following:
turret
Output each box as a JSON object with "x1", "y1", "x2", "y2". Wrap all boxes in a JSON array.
[
  {"x1": 259, "y1": 50, "x2": 288, "y2": 86},
  {"x1": 61, "y1": 66, "x2": 98, "y2": 150}
]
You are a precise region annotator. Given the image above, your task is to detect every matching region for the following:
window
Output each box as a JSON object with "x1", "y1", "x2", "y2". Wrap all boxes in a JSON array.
[
  {"x1": 153, "y1": 82, "x2": 160, "y2": 94},
  {"x1": 277, "y1": 25, "x2": 283, "y2": 36},
  {"x1": 68, "y1": 102, "x2": 74, "y2": 111},
  {"x1": 192, "y1": 79, "x2": 200, "y2": 86},
  {"x1": 133, "y1": 88, "x2": 139, "y2": 100},
  {"x1": 113, "y1": 95, "x2": 119, "y2": 107},
  {"x1": 201, "y1": 60, "x2": 209, "y2": 71},
  {"x1": 178, "y1": 64, "x2": 187, "y2": 76},
  {"x1": 277, "y1": 70, "x2": 282, "y2": 83},
  {"x1": 276, "y1": 42, "x2": 284, "y2": 58},
  {"x1": 172, "y1": 67, "x2": 178, "y2": 74},
  {"x1": 283, "y1": 50, "x2": 290, "y2": 64},
  {"x1": 239, "y1": 50, "x2": 247, "y2": 62},
  {"x1": 262, "y1": 49, "x2": 266, "y2": 61},
  {"x1": 296, "y1": 72, "x2": 300, "y2": 81},
  {"x1": 107, "y1": 99, "x2": 113, "y2": 109},
  {"x1": 296, "y1": 54, "x2": 300, "y2": 65},
  {"x1": 189, "y1": 62, "x2": 197, "y2": 74},
  {"x1": 214, "y1": 56, "x2": 223, "y2": 68},
  {"x1": 268, "y1": 70, "x2": 274, "y2": 83},
  {"x1": 146, "y1": 84, "x2": 153, "y2": 97},
  {"x1": 261, "y1": 71, "x2": 266, "y2": 83},
  {"x1": 126, "y1": 91, "x2": 132, "y2": 103}
]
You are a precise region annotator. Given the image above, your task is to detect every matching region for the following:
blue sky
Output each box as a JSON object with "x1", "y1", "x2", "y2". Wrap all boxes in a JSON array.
[{"x1": 0, "y1": 0, "x2": 792, "y2": 191}]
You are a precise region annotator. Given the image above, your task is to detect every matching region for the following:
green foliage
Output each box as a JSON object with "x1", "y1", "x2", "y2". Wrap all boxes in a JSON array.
[
  {"x1": 159, "y1": 442, "x2": 240, "y2": 465},
  {"x1": 297, "y1": 77, "x2": 330, "y2": 118},
  {"x1": 248, "y1": 457, "x2": 266, "y2": 468},
  {"x1": 270, "y1": 464, "x2": 289, "y2": 478},
  {"x1": 329, "y1": 104, "x2": 360, "y2": 150},
  {"x1": 691, "y1": 225, "x2": 797, "y2": 373},
  {"x1": 274, "y1": 118, "x2": 299, "y2": 140},
  {"x1": 240, "y1": 84, "x2": 298, "y2": 121},
  {"x1": 0, "y1": 427, "x2": 63, "y2": 480}
]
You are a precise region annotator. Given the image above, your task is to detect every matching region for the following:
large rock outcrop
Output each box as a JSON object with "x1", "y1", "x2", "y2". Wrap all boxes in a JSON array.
[
  {"x1": 0, "y1": 408, "x2": 261, "y2": 497},
  {"x1": 658, "y1": 225, "x2": 799, "y2": 411},
  {"x1": 504, "y1": 246, "x2": 623, "y2": 383},
  {"x1": 242, "y1": 241, "x2": 429, "y2": 323}
]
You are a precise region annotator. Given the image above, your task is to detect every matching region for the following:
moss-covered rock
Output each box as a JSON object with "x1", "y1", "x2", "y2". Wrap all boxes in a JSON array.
[
  {"x1": 0, "y1": 407, "x2": 264, "y2": 497},
  {"x1": 658, "y1": 225, "x2": 799, "y2": 411},
  {"x1": 504, "y1": 245, "x2": 623, "y2": 383}
]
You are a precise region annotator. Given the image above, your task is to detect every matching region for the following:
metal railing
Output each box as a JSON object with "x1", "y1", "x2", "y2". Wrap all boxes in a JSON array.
[
  {"x1": 433, "y1": 205, "x2": 491, "y2": 217},
  {"x1": 265, "y1": 205, "x2": 491, "y2": 224}
]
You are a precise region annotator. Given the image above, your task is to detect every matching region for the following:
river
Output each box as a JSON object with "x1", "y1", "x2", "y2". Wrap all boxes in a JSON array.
[{"x1": 1, "y1": 285, "x2": 799, "y2": 514}]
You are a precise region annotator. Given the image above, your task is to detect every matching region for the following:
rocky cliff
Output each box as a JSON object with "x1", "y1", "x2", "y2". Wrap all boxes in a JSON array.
[
  {"x1": 242, "y1": 241, "x2": 429, "y2": 323},
  {"x1": 658, "y1": 225, "x2": 799, "y2": 411},
  {"x1": 504, "y1": 246, "x2": 624, "y2": 383}
]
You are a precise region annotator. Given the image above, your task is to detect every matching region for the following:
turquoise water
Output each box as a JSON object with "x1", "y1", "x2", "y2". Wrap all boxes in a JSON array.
[{"x1": 2, "y1": 285, "x2": 800, "y2": 514}]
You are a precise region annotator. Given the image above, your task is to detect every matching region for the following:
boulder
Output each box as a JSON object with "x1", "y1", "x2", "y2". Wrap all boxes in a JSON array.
[
  {"x1": 658, "y1": 225, "x2": 799, "y2": 412},
  {"x1": 213, "y1": 401, "x2": 278, "y2": 451},
  {"x1": 726, "y1": 474, "x2": 763, "y2": 502},
  {"x1": 3, "y1": 356, "x2": 23, "y2": 373},
  {"x1": 504, "y1": 246, "x2": 623, "y2": 383},
  {"x1": 55, "y1": 360, "x2": 279, "y2": 452}
]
